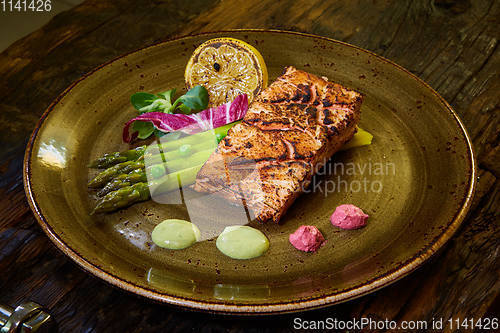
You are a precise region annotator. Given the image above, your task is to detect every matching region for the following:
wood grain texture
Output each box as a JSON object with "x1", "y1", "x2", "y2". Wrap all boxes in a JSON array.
[{"x1": 0, "y1": 0, "x2": 498, "y2": 331}]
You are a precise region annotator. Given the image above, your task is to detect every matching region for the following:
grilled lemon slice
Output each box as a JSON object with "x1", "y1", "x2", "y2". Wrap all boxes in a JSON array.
[{"x1": 185, "y1": 38, "x2": 268, "y2": 106}]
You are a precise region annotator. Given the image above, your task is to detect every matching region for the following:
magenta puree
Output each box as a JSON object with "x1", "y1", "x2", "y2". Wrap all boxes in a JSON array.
[
  {"x1": 289, "y1": 225, "x2": 325, "y2": 252},
  {"x1": 330, "y1": 204, "x2": 369, "y2": 229}
]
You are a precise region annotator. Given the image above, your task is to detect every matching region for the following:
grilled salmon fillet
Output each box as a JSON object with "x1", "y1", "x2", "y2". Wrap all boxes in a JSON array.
[{"x1": 193, "y1": 66, "x2": 363, "y2": 223}]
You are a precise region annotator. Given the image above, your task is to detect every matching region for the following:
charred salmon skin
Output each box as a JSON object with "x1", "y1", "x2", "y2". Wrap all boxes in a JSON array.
[{"x1": 193, "y1": 66, "x2": 363, "y2": 223}]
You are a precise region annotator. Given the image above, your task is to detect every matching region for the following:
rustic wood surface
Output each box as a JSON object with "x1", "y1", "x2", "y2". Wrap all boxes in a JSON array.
[{"x1": 0, "y1": 0, "x2": 498, "y2": 331}]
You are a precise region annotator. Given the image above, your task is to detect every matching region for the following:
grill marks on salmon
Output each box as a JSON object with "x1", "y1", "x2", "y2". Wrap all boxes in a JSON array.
[{"x1": 194, "y1": 66, "x2": 363, "y2": 223}]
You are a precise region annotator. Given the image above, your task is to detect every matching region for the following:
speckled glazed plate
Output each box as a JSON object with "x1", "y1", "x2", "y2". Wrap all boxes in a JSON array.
[{"x1": 24, "y1": 30, "x2": 476, "y2": 314}]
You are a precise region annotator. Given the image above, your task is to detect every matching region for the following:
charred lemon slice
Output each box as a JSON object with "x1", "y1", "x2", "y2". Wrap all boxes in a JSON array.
[{"x1": 185, "y1": 38, "x2": 268, "y2": 106}]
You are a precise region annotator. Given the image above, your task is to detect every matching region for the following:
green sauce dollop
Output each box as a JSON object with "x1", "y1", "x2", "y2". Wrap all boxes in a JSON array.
[
  {"x1": 216, "y1": 226, "x2": 269, "y2": 259},
  {"x1": 152, "y1": 219, "x2": 200, "y2": 250}
]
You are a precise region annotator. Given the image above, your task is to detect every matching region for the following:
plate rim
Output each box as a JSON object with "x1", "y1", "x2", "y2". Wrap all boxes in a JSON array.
[{"x1": 23, "y1": 29, "x2": 477, "y2": 315}]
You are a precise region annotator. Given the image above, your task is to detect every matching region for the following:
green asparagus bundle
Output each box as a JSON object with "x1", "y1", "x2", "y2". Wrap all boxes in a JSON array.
[
  {"x1": 91, "y1": 164, "x2": 204, "y2": 214},
  {"x1": 87, "y1": 122, "x2": 237, "y2": 214}
]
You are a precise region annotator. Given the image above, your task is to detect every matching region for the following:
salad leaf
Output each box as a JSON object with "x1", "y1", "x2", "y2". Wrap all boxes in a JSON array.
[
  {"x1": 176, "y1": 85, "x2": 209, "y2": 112},
  {"x1": 132, "y1": 121, "x2": 155, "y2": 139},
  {"x1": 153, "y1": 129, "x2": 167, "y2": 138},
  {"x1": 130, "y1": 86, "x2": 209, "y2": 115},
  {"x1": 157, "y1": 89, "x2": 176, "y2": 104},
  {"x1": 177, "y1": 104, "x2": 193, "y2": 114},
  {"x1": 123, "y1": 94, "x2": 248, "y2": 143},
  {"x1": 130, "y1": 93, "x2": 160, "y2": 112}
]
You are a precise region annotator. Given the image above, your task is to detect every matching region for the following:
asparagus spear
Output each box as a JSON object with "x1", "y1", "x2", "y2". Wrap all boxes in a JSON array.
[
  {"x1": 91, "y1": 182, "x2": 151, "y2": 214},
  {"x1": 151, "y1": 121, "x2": 237, "y2": 151},
  {"x1": 89, "y1": 146, "x2": 146, "y2": 168},
  {"x1": 148, "y1": 164, "x2": 203, "y2": 196},
  {"x1": 144, "y1": 139, "x2": 217, "y2": 165},
  {"x1": 145, "y1": 149, "x2": 213, "y2": 175},
  {"x1": 88, "y1": 160, "x2": 145, "y2": 188},
  {"x1": 88, "y1": 121, "x2": 237, "y2": 169},
  {"x1": 97, "y1": 169, "x2": 148, "y2": 197}
]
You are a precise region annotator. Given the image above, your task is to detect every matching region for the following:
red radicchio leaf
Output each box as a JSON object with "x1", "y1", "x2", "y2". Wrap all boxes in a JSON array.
[{"x1": 123, "y1": 94, "x2": 249, "y2": 143}]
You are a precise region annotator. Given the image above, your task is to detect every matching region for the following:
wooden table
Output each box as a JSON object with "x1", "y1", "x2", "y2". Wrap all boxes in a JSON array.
[{"x1": 1, "y1": 0, "x2": 498, "y2": 331}]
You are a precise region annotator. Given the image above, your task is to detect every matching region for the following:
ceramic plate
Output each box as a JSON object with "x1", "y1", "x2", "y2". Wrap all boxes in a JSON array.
[{"x1": 24, "y1": 30, "x2": 476, "y2": 314}]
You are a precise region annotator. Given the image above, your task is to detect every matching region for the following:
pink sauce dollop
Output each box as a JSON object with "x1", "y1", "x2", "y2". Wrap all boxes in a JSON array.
[
  {"x1": 330, "y1": 204, "x2": 369, "y2": 229},
  {"x1": 289, "y1": 225, "x2": 325, "y2": 252}
]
